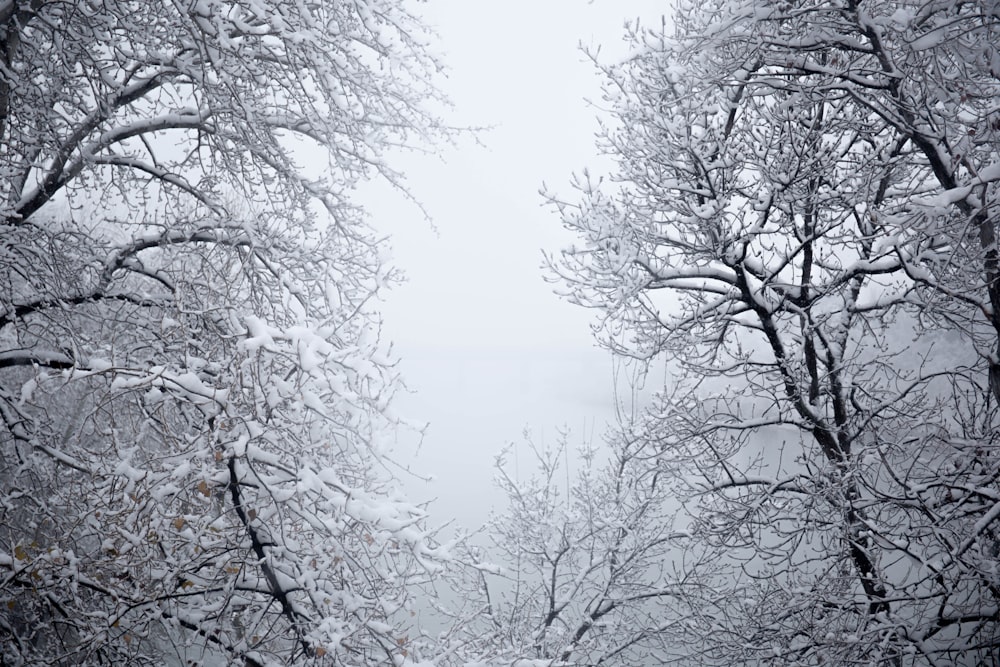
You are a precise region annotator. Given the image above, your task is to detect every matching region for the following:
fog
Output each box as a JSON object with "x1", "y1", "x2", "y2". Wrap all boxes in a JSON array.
[{"x1": 363, "y1": 1, "x2": 667, "y2": 529}]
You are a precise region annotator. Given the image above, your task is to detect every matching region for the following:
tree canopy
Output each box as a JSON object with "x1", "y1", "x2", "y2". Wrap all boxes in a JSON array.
[
  {"x1": 0, "y1": 1, "x2": 450, "y2": 664},
  {"x1": 545, "y1": 0, "x2": 1000, "y2": 664}
]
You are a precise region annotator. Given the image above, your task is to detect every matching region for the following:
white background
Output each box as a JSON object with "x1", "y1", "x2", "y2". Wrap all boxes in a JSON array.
[{"x1": 366, "y1": 1, "x2": 667, "y2": 530}]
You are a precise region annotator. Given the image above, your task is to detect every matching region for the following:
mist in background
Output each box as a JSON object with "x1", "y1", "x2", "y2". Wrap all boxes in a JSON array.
[{"x1": 360, "y1": 1, "x2": 666, "y2": 529}]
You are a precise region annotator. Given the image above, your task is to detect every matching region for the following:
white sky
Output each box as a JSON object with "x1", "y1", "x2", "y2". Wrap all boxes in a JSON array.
[{"x1": 366, "y1": 1, "x2": 667, "y2": 530}]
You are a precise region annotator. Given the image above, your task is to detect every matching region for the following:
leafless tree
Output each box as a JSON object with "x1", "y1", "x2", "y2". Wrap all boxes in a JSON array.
[
  {"x1": 0, "y1": 1, "x2": 450, "y2": 664},
  {"x1": 546, "y1": 1, "x2": 1000, "y2": 664}
]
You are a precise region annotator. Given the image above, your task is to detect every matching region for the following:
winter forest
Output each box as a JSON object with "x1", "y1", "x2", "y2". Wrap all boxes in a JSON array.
[{"x1": 1, "y1": 0, "x2": 999, "y2": 665}]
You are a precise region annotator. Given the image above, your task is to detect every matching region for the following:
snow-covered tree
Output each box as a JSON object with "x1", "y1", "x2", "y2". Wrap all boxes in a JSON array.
[
  {"x1": 449, "y1": 428, "x2": 692, "y2": 666},
  {"x1": 0, "y1": 1, "x2": 450, "y2": 664},
  {"x1": 548, "y1": 1, "x2": 1000, "y2": 664}
]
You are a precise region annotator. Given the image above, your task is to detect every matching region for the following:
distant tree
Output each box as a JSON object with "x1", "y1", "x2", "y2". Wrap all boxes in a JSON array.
[
  {"x1": 0, "y1": 1, "x2": 450, "y2": 664},
  {"x1": 448, "y1": 428, "x2": 693, "y2": 666},
  {"x1": 548, "y1": 1, "x2": 1000, "y2": 664}
]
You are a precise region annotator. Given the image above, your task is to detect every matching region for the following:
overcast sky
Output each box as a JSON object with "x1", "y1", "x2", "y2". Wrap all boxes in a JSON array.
[{"x1": 364, "y1": 1, "x2": 666, "y2": 531}]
